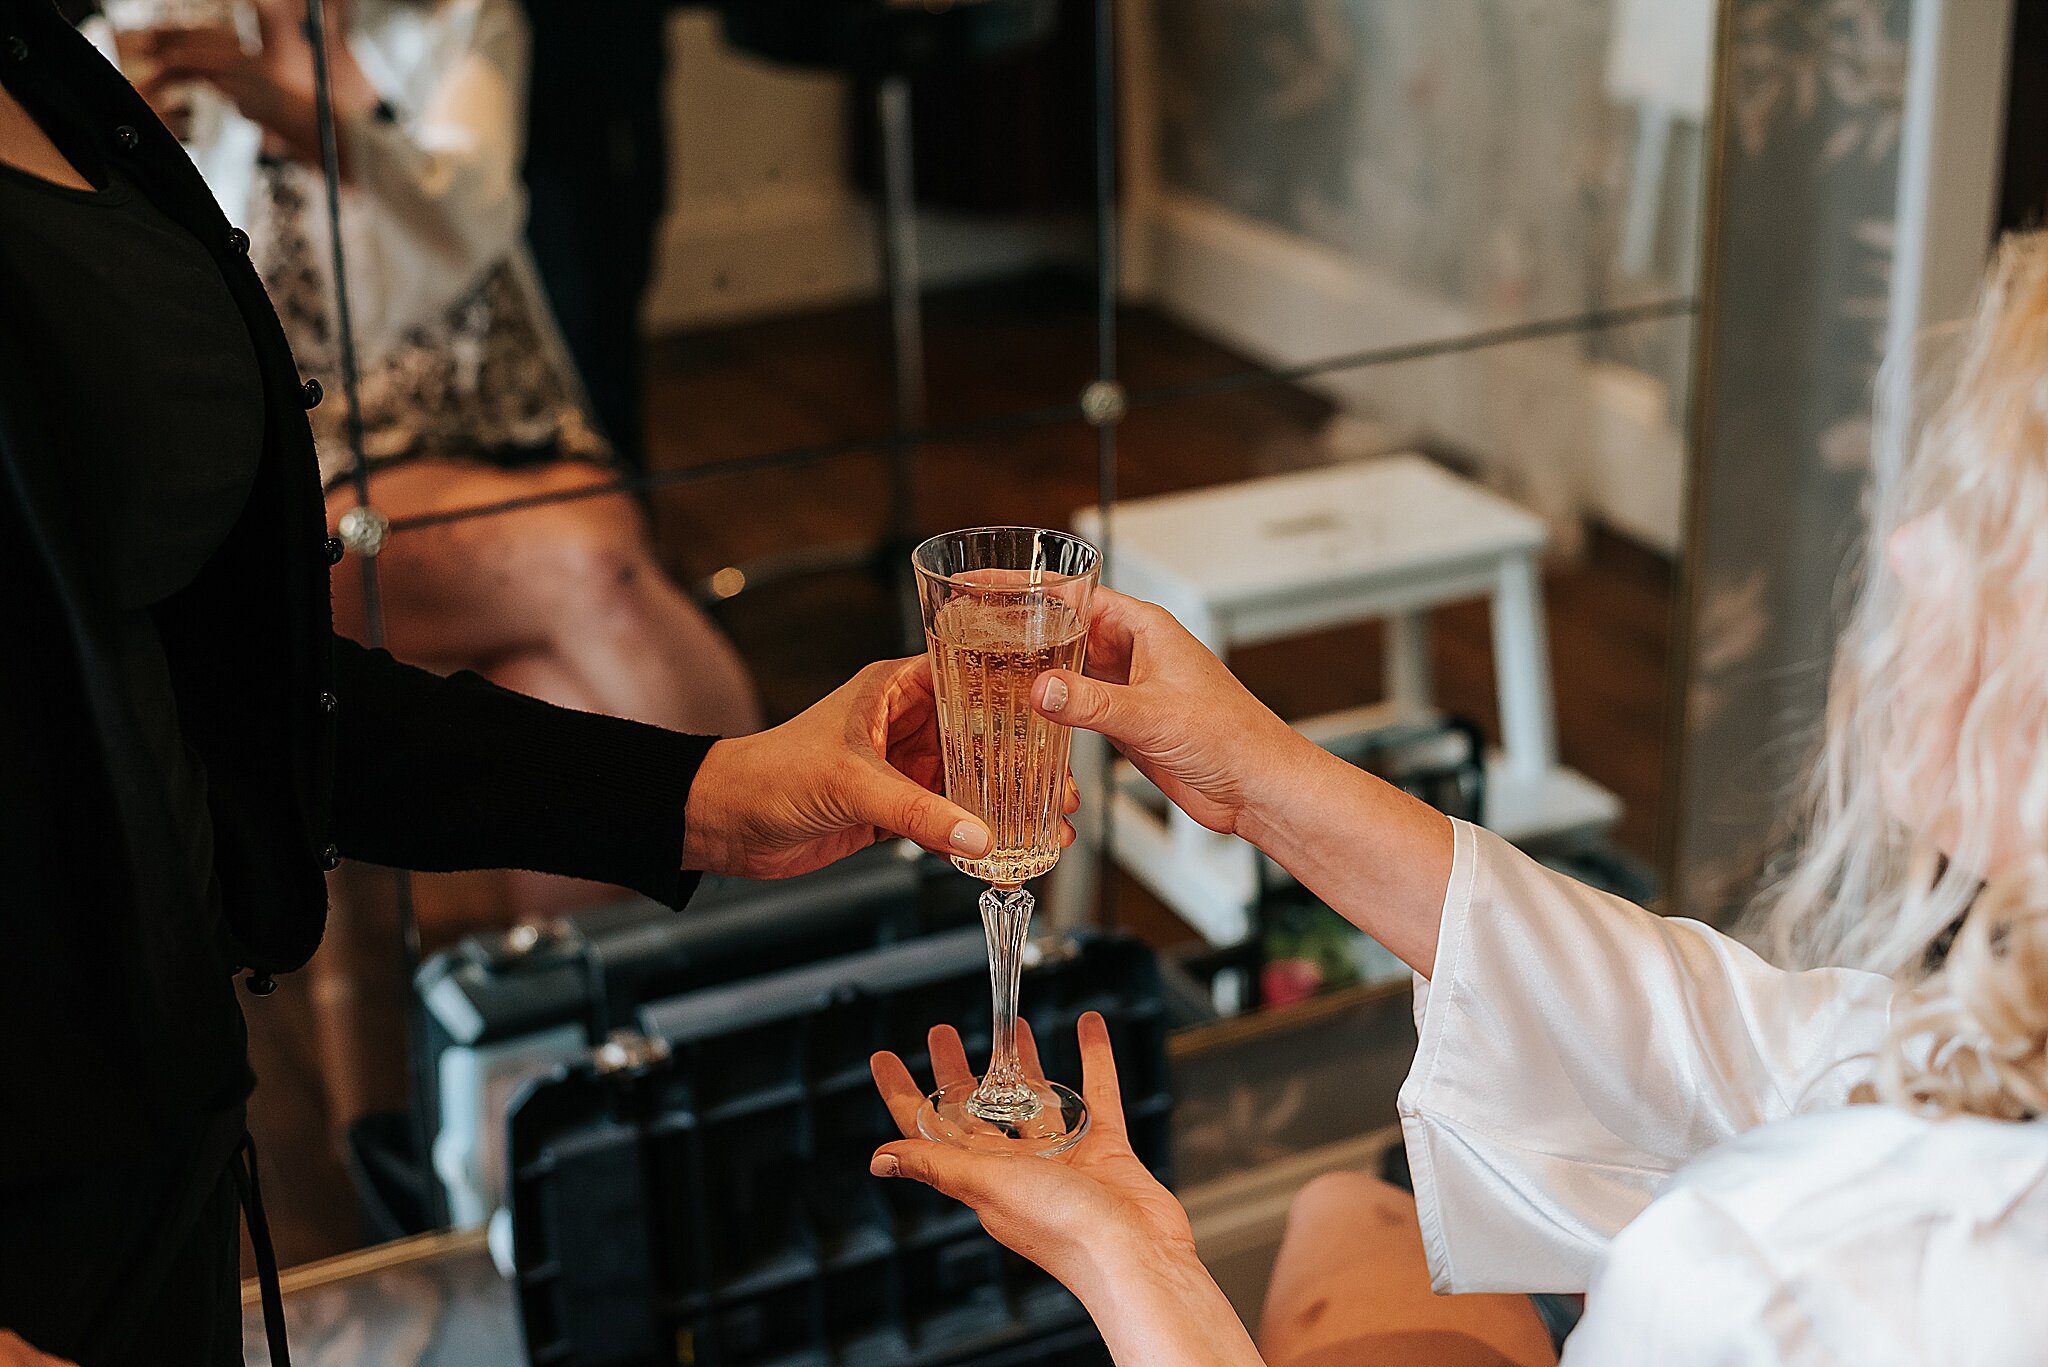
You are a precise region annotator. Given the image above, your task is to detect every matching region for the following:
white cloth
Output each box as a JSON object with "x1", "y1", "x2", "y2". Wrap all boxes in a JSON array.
[
  {"x1": 1400, "y1": 819, "x2": 2048, "y2": 1365},
  {"x1": 1605, "y1": 0, "x2": 1715, "y2": 119},
  {"x1": 90, "y1": 0, "x2": 601, "y2": 480},
  {"x1": 89, "y1": 0, "x2": 542, "y2": 360}
]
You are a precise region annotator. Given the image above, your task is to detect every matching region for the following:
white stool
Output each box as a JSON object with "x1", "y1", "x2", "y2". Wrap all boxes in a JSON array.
[{"x1": 1050, "y1": 455, "x2": 1620, "y2": 945}]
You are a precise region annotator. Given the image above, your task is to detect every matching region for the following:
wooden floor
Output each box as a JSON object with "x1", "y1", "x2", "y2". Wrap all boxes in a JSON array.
[{"x1": 645, "y1": 273, "x2": 1678, "y2": 920}]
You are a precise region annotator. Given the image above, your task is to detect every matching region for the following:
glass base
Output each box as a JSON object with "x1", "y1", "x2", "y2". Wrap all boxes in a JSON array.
[{"x1": 917, "y1": 1079, "x2": 1089, "y2": 1157}]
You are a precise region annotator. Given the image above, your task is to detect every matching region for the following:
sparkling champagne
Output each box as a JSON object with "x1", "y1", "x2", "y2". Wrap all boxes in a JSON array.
[{"x1": 929, "y1": 596, "x2": 1087, "y2": 887}]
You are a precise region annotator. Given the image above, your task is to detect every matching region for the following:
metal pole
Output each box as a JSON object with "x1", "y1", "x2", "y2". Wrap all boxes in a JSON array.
[
  {"x1": 1091, "y1": 0, "x2": 1120, "y2": 933},
  {"x1": 1882, "y1": 0, "x2": 2014, "y2": 477},
  {"x1": 877, "y1": 74, "x2": 925, "y2": 648}
]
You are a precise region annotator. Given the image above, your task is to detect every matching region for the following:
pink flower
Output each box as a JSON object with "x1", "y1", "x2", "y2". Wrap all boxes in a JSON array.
[{"x1": 1262, "y1": 957, "x2": 1324, "y2": 1008}]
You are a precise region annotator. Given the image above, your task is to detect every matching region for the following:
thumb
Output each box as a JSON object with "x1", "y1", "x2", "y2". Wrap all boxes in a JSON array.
[
  {"x1": 854, "y1": 764, "x2": 991, "y2": 862},
  {"x1": 870, "y1": 1139, "x2": 1007, "y2": 1206},
  {"x1": 1033, "y1": 670, "x2": 1147, "y2": 743}
]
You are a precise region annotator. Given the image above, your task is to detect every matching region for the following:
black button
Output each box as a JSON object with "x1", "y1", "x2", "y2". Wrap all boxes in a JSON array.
[
  {"x1": 320, "y1": 844, "x2": 341, "y2": 870},
  {"x1": 326, "y1": 536, "x2": 345, "y2": 565},
  {"x1": 5, "y1": 36, "x2": 27, "y2": 63},
  {"x1": 244, "y1": 972, "x2": 278, "y2": 997},
  {"x1": 114, "y1": 124, "x2": 139, "y2": 151},
  {"x1": 319, "y1": 691, "x2": 338, "y2": 714},
  {"x1": 228, "y1": 227, "x2": 250, "y2": 255},
  {"x1": 301, "y1": 377, "x2": 323, "y2": 409}
]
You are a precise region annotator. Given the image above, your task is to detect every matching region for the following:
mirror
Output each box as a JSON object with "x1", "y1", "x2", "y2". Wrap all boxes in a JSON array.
[{"x1": 212, "y1": 0, "x2": 1718, "y2": 1308}]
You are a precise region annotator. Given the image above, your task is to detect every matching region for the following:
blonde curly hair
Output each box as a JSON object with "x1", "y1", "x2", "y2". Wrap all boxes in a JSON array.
[{"x1": 1760, "y1": 231, "x2": 2048, "y2": 1121}]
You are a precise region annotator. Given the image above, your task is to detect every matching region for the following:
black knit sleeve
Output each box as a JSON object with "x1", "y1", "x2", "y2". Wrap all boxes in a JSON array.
[{"x1": 327, "y1": 635, "x2": 714, "y2": 908}]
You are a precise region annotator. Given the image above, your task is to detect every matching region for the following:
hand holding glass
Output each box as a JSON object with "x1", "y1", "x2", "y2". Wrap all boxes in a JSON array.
[
  {"x1": 912, "y1": 527, "x2": 1099, "y2": 1156},
  {"x1": 104, "y1": 0, "x2": 238, "y2": 145}
]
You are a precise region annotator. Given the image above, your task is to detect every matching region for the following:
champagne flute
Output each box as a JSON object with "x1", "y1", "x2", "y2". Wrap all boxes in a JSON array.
[{"x1": 912, "y1": 527, "x2": 1099, "y2": 1156}]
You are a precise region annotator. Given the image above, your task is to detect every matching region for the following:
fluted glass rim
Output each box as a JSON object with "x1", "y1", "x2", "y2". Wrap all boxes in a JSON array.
[{"x1": 910, "y1": 525, "x2": 1102, "y2": 591}]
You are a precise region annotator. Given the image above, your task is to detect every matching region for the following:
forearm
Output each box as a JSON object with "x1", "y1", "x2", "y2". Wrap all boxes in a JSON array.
[
  {"x1": 1078, "y1": 1247, "x2": 1264, "y2": 1367},
  {"x1": 248, "y1": 68, "x2": 376, "y2": 176},
  {"x1": 1238, "y1": 740, "x2": 1454, "y2": 977},
  {"x1": 330, "y1": 637, "x2": 709, "y2": 903}
]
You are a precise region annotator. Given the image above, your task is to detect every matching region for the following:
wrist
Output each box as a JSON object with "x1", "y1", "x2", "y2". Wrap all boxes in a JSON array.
[
  {"x1": 252, "y1": 88, "x2": 322, "y2": 164},
  {"x1": 1074, "y1": 1239, "x2": 1258, "y2": 1367},
  {"x1": 1235, "y1": 727, "x2": 1338, "y2": 851},
  {"x1": 680, "y1": 738, "x2": 739, "y2": 874},
  {"x1": 271, "y1": 77, "x2": 376, "y2": 169}
]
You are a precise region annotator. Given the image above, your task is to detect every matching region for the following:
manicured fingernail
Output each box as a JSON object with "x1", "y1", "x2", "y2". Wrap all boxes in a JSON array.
[
  {"x1": 950, "y1": 821, "x2": 989, "y2": 855},
  {"x1": 871, "y1": 1154, "x2": 899, "y2": 1177},
  {"x1": 1041, "y1": 676, "x2": 1069, "y2": 713}
]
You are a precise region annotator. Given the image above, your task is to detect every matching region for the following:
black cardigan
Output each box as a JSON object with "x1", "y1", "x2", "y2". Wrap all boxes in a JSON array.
[{"x1": 0, "y1": 0, "x2": 712, "y2": 1155}]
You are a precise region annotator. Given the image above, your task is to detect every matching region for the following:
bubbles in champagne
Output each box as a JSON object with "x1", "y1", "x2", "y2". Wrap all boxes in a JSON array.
[{"x1": 929, "y1": 597, "x2": 1087, "y2": 886}]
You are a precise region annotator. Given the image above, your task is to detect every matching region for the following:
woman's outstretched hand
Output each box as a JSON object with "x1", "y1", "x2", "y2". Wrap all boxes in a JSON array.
[
  {"x1": 869, "y1": 1013, "x2": 1195, "y2": 1289},
  {"x1": 1031, "y1": 588, "x2": 1455, "y2": 977},
  {"x1": 0, "y1": 1331, "x2": 75, "y2": 1367},
  {"x1": 682, "y1": 657, "x2": 992, "y2": 880},
  {"x1": 1029, "y1": 589, "x2": 1317, "y2": 837},
  {"x1": 870, "y1": 1015, "x2": 1263, "y2": 1366}
]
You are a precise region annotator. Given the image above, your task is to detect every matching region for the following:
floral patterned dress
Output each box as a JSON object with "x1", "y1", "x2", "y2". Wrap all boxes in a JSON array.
[{"x1": 249, "y1": 157, "x2": 609, "y2": 492}]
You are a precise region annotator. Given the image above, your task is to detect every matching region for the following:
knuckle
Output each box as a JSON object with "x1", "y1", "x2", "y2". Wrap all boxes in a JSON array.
[
  {"x1": 829, "y1": 754, "x2": 871, "y2": 800},
  {"x1": 1083, "y1": 683, "x2": 1124, "y2": 725},
  {"x1": 898, "y1": 789, "x2": 944, "y2": 833}
]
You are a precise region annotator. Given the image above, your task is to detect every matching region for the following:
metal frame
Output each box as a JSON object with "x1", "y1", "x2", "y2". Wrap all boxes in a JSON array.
[
  {"x1": 1658, "y1": 0, "x2": 1737, "y2": 901},
  {"x1": 275, "y1": 0, "x2": 1720, "y2": 1278},
  {"x1": 241, "y1": 1227, "x2": 488, "y2": 1306},
  {"x1": 1883, "y1": 0, "x2": 2015, "y2": 467}
]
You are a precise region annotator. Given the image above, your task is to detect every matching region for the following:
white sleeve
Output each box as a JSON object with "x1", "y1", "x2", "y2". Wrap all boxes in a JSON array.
[
  {"x1": 332, "y1": 0, "x2": 529, "y2": 355},
  {"x1": 1397, "y1": 820, "x2": 1897, "y2": 1295},
  {"x1": 79, "y1": 14, "x2": 116, "y2": 61}
]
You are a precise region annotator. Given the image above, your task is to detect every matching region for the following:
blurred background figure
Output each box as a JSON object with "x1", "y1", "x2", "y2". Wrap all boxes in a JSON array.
[
  {"x1": 518, "y1": 0, "x2": 669, "y2": 476},
  {"x1": 105, "y1": 2, "x2": 761, "y2": 881}
]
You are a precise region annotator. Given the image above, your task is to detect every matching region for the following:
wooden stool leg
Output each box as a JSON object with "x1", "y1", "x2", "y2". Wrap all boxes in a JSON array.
[
  {"x1": 1384, "y1": 610, "x2": 1433, "y2": 722},
  {"x1": 1491, "y1": 552, "x2": 1558, "y2": 786}
]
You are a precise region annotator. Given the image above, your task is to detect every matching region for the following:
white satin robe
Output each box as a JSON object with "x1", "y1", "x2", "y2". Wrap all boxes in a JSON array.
[{"x1": 1399, "y1": 820, "x2": 2048, "y2": 1365}]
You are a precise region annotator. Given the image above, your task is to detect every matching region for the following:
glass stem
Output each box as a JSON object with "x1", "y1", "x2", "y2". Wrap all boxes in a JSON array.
[{"x1": 967, "y1": 885, "x2": 1041, "y2": 1124}]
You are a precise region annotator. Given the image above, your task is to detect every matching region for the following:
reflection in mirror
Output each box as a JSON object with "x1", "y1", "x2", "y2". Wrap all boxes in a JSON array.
[
  {"x1": 15, "y1": 0, "x2": 1728, "y2": 1354},
  {"x1": 648, "y1": 7, "x2": 1103, "y2": 454},
  {"x1": 1148, "y1": 0, "x2": 1707, "y2": 541},
  {"x1": 1084, "y1": 0, "x2": 1708, "y2": 1015},
  {"x1": 280, "y1": 0, "x2": 1712, "y2": 1254}
]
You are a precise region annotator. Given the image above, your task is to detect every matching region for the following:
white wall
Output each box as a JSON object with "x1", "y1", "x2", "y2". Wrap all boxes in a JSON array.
[
  {"x1": 641, "y1": 11, "x2": 867, "y2": 332},
  {"x1": 642, "y1": 11, "x2": 1083, "y2": 334},
  {"x1": 1133, "y1": 191, "x2": 1690, "y2": 553}
]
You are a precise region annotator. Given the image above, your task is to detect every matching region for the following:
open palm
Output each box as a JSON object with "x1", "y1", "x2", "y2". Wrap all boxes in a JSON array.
[{"x1": 869, "y1": 1013, "x2": 1196, "y2": 1295}]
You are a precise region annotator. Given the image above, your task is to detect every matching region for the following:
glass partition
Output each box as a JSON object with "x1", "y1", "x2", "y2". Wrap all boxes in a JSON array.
[{"x1": 249, "y1": 0, "x2": 1718, "y2": 1289}]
